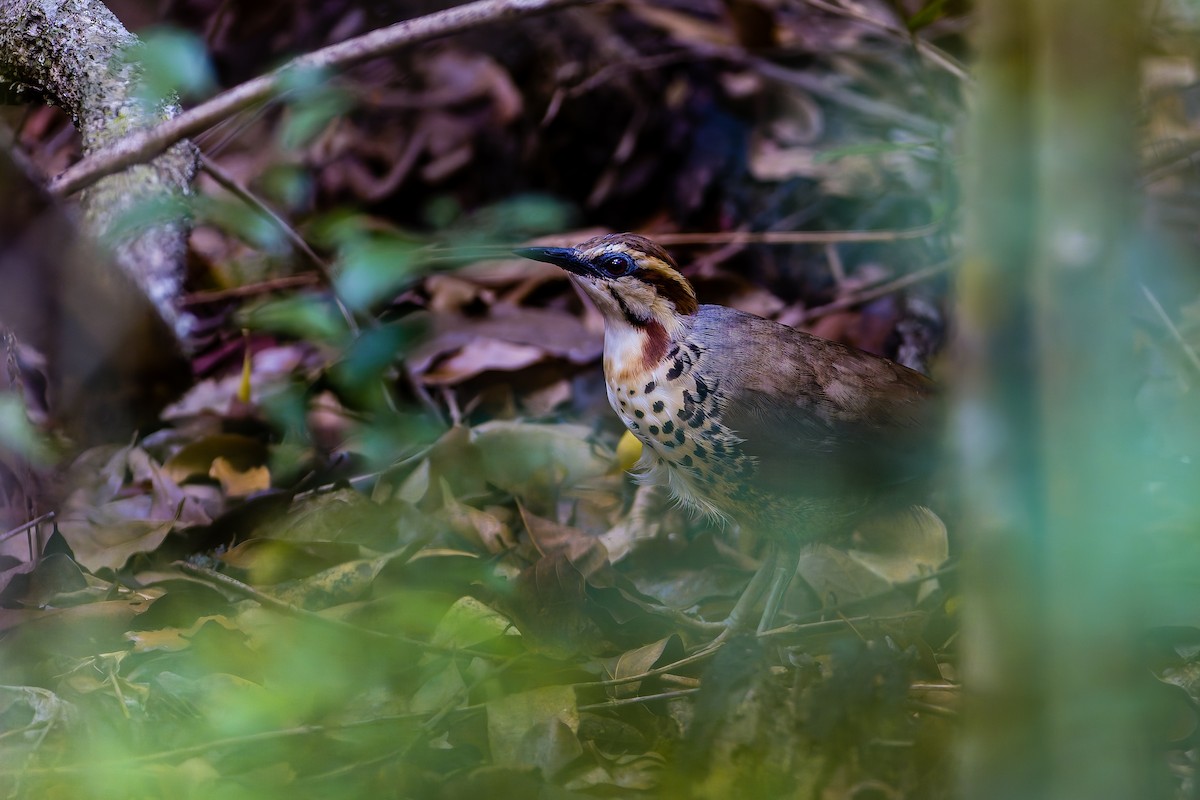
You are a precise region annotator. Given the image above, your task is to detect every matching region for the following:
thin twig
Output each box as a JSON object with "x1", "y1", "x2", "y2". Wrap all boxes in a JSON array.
[
  {"x1": 574, "y1": 643, "x2": 723, "y2": 689},
  {"x1": 652, "y1": 222, "x2": 942, "y2": 247},
  {"x1": 198, "y1": 157, "x2": 328, "y2": 277},
  {"x1": 571, "y1": 612, "x2": 923, "y2": 693},
  {"x1": 198, "y1": 101, "x2": 281, "y2": 157},
  {"x1": 658, "y1": 673, "x2": 701, "y2": 688},
  {"x1": 910, "y1": 682, "x2": 960, "y2": 691},
  {"x1": 825, "y1": 242, "x2": 847, "y2": 285},
  {"x1": 756, "y1": 611, "x2": 922, "y2": 640},
  {"x1": 760, "y1": 562, "x2": 959, "y2": 637},
  {"x1": 639, "y1": 602, "x2": 727, "y2": 634},
  {"x1": 198, "y1": 154, "x2": 360, "y2": 334},
  {"x1": 577, "y1": 687, "x2": 699, "y2": 710},
  {"x1": 1141, "y1": 283, "x2": 1200, "y2": 378},
  {"x1": 798, "y1": 259, "x2": 952, "y2": 324},
  {"x1": 180, "y1": 273, "x2": 321, "y2": 306},
  {"x1": 565, "y1": 51, "x2": 695, "y2": 98},
  {"x1": 49, "y1": 0, "x2": 594, "y2": 196},
  {"x1": 0, "y1": 512, "x2": 54, "y2": 544}
]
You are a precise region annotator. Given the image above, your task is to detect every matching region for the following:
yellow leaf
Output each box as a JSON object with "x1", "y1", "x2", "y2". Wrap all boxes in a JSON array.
[
  {"x1": 163, "y1": 434, "x2": 268, "y2": 484},
  {"x1": 209, "y1": 456, "x2": 270, "y2": 497},
  {"x1": 238, "y1": 329, "x2": 253, "y2": 403},
  {"x1": 615, "y1": 430, "x2": 643, "y2": 473}
]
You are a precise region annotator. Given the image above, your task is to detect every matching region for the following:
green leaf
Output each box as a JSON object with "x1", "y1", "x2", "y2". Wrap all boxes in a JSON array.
[
  {"x1": 410, "y1": 662, "x2": 467, "y2": 713},
  {"x1": 328, "y1": 322, "x2": 416, "y2": 406},
  {"x1": 0, "y1": 394, "x2": 52, "y2": 463},
  {"x1": 335, "y1": 236, "x2": 422, "y2": 311},
  {"x1": 276, "y1": 66, "x2": 352, "y2": 148},
  {"x1": 261, "y1": 164, "x2": 312, "y2": 210},
  {"x1": 906, "y1": 0, "x2": 950, "y2": 31},
  {"x1": 459, "y1": 195, "x2": 571, "y2": 239},
  {"x1": 432, "y1": 596, "x2": 516, "y2": 650},
  {"x1": 472, "y1": 421, "x2": 612, "y2": 497},
  {"x1": 191, "y1": 194, "x2": 284, "y2": 252},
  {"x1": 130, "y1": 27, "x2": 215, "y2": 106},
  {"x1": 238, "y1": 295, "x2": 349, "y2": 343}
]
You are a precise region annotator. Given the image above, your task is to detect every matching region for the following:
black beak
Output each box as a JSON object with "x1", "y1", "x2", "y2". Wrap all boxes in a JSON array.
[{"x1": 513, "y1": 246, "x2": 591, "y2": 277}]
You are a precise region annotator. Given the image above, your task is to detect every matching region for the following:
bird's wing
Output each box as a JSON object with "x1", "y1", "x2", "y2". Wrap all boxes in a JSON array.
[{"x1": 693, "y1": 306, "x2": 940, "y2": 499}]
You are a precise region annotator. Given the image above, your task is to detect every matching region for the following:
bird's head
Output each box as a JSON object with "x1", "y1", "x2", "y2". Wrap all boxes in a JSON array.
[{"x1": 516, "y1": 234, "x2": 698, "y2": 335}]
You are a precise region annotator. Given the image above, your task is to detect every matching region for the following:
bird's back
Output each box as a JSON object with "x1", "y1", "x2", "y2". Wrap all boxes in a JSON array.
[{"x1": 630, "y1": 304, "x2": 939, "y2": 537}]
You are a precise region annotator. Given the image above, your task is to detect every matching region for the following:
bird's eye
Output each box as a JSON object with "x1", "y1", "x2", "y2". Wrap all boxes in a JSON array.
[{"x1": 597, "y1": 253, "x2": 635, "y2": 277}]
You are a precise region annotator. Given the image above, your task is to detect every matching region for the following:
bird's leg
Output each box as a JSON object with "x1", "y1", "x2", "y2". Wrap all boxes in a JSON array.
[
  {"x1": 722, "y1": 541, "x2": 779, "y2": 632},
  {"x1": 757, "y1": 544, "x2": 799, "y2": 634}
]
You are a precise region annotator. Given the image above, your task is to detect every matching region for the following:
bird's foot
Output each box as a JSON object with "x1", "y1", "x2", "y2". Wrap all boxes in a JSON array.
[
  {"x1": 644, "y1": 602, "x2": 726, "y2": 635},
  {"x1": 687, "y1": 544, "x2": 799, "y2": 652}
]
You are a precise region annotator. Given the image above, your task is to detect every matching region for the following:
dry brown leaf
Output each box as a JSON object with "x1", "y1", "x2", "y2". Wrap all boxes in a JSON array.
[
  {"x1": 599, "y1": 484, "x2": 667, "y2": 564},
  {"x1": 608, "y1": 634, "x2": 684, "y2": 697},
  {"x1": 426, "y1": 273, "x2": 493, "y2": 314},
  {"x1": 57, "y1": 512, "x2": 176, "y2": 573},
  {"x1": 408, "y1": 306, "x2": 601, "y2": 385},
  {"x1": 423, "y1": 338, "x2": 545, "y2": 385},
  {"x1": 442, "y1": 493, "x2": 515, "y2": 554},
  {"x1": 129, "y1": 448, "x2": 212, "y2": 528},
  {"x1": 521, "y1": 505, "x2": 610, "y2": 579},
  {"x1": 521, "y1": 379, "x2": 573, "y2": 416},
  {"x1": 161, "y1": 346, "x2": 307, "y2": 420},
  {"x1": 725, "y1": 285, "x2": 786, "y2": 318},
  {"x1": 848, "y1": 506, "x2": 948, "y2": 601}
]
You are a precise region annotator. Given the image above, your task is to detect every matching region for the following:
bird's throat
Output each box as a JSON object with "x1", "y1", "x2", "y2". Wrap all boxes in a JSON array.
[{"x1": 604, "y1": 318, "x2": 672, "y2": 384}]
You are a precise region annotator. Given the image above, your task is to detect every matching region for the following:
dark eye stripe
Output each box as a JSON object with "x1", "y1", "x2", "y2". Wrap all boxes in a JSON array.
[{"x1": 608, "y1": 285, "x2": 646, "y2": 328}]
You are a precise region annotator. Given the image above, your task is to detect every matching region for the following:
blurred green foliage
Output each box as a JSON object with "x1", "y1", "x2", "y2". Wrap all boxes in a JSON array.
[
  {"x1": 0, "y1": 394, "x2": 52, "y2": 463},
  {"x1": 277, "y1": 67, "x2": 353, "y2": 149},
  {"x1": 126, "y1": 26, "x2": 215, "y2": 109}
]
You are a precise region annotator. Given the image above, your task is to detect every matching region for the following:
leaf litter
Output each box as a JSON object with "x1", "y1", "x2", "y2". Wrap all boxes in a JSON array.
[{"x1": 0, "y1": 1, "x2": 982, "y2": 796}]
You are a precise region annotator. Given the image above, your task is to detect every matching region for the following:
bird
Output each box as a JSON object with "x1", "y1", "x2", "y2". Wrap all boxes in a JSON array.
[{"x1": 516, "y1": 233, "x2": 940, "y2": 634}]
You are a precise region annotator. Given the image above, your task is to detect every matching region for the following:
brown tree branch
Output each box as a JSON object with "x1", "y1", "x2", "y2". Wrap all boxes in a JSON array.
[
  {"x1": 1, "y1": 0, "x2": 199, "y2": 342},
  {"x1": 49, "y1": 0, "x2": 594, "y2": 197}
]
